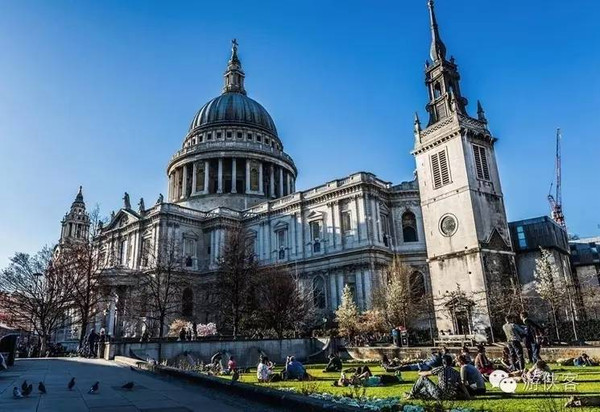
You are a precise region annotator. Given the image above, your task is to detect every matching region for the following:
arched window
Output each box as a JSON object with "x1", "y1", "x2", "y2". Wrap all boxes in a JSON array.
[
  {"x1": 313, "y1": 276, "x2": 326, "y2": 309},
  {"x1": 402, "y1": 211, "x2": 418, "y2": 242},
  {"x1": 182, "y1": 288, "x2": 194, "y2": 318},
  {"x1": 410, "y1": 271, "x2": 426, "y2": 303},
  {"x1": 433, "y1": 82, "x2": 442, "y2": 98}
]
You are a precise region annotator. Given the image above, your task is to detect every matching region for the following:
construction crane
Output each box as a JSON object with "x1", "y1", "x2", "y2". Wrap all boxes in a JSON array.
[{"x1": 548, "y1": 128, "x2": 566, "y2": 228}]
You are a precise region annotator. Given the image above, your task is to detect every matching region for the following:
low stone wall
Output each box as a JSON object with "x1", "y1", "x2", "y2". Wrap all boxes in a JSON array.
[
  {"x1": 346, "y1": 345, "x2": 600, "y2": 362},
  {"x1": 105, "y1": 337, "x2": 328, "y2": 366}
]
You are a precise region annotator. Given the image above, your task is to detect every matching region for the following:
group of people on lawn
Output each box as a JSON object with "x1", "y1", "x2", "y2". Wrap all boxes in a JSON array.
[{"x1": 257, "y1": 355, "x2": 310, "y2": 382}]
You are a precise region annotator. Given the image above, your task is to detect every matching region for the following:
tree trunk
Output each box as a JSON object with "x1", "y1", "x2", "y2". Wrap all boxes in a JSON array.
[{"x1": 551, "y1": 304, "x2": 560, "y2": 343}]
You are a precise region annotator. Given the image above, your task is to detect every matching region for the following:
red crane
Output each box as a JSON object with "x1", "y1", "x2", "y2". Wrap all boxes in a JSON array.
[{"x1": 548, "y1": 128, "x2": 565, "y2": 228}]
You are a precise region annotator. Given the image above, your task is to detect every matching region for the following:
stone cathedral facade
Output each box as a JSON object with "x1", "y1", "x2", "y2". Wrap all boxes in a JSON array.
[{"x1": 63, "y1": 2, "x2": 518, "y2": 340}]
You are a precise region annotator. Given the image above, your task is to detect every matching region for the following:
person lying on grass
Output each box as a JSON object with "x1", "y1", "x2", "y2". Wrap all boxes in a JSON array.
[
  {"x1": 405, "y1": 355, "x2": 470, "y2": 401},
  {"x1": 323, "y1": 353, "x2": 343, "y2": 373},
  {"x1": 397, "y1": 348, "x2": 443, "y2": 372},
  {"x1": 334, "y1": 365, "x2": 402, "y2": 387}
]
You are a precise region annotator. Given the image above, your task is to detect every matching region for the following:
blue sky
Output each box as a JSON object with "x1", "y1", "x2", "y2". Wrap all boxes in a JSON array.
[{"x1": 1, "y1": 0, "x2": 599, "y2": 267}]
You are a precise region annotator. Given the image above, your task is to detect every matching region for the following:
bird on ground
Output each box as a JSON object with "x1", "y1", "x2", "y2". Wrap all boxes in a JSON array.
[
  {"x1": 121, "y1": 381, "x2": 134, "y2": 390},
  {"x1": 21, "y1": 380, "x2": 27, "y2": 392},
  {"x1": 22, "y1": 384, "x2": 33, "y2": 397},
  {"x1": 88, "y1": 381, "x2": 99, "y2": 394},
  {"x1": 13, "y1": 387, "x2": 23, "y2": 399},
  {"x1": 68, "y1": 377, "x2": 75, "y2": 390},
  {"x1": 38, "y1": 382, "x2": 46, "y2": 394}
]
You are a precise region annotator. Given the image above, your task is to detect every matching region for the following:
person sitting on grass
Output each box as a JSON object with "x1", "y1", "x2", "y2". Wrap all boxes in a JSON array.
[
  {"x1": 405, "y1": 355, "x2": 470, "y2": 401},
  {"x1": 458, "y1": 354, "x2": 486, "y2": 396},
  {"x1": 461, "y1": 345, "x2": 473, "y2": 365},
  {"x1": 286, "y1": 356, "x2": 309, "y2": 380},
  {"x1": 474, "y1": 345, "x2": 495, "y2": 376},
  {"x1": 398, "y1": 349, "x2": 443, "y2": 371},
  {"x1": 257, "y1": 355, "x2": 273, "y2": 382},
  {"x1": 323, "y1": 353, "x2": 343, "y2": 372},
  {"x1": 500, "y1": 346, "x2": 515, "y2": 372},
  {"x1": 223, "y1": 355, "x2": 236, "y2": 375}
]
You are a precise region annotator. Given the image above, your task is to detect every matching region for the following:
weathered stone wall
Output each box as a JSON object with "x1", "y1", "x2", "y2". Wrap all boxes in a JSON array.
[{"x1": 105, "y1": 337, "x2": 328, "y2": 367}]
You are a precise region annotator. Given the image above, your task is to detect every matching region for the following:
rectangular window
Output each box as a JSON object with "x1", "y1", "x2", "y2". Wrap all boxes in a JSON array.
[
  {"x1": 431, "y1": 148, "x2": 451, "y2": 189},
  {"x1": 473, "y1": 144, "x2": 490, "y2": 180},
  {"x1": 310, "y1": 220, "x2": 322, "y2": 240},
  {"x1": 207, "y1": 133, "x2": 212, "y2": 140},
  {"x1": 247, "y1": 133, "x2": 252, "y2": 140},
  {"x1": 517, "y1": 226, "x2": 527, "y2": 249},
  {"x1": 341, "y1": 211, "x2": 352, "y2": 234},
  {"x1": 237, "y1": 132, "x2": 243, "y2": 139},
  {"x1": 119, "y1": 240, "x2": 127, "y2": 265},
  {"x1": 256, "y1": 135, "x2": 262, "y2": 142},
  {"x1": 216, "y1": 132, "x2": 222, "y2": 139}
]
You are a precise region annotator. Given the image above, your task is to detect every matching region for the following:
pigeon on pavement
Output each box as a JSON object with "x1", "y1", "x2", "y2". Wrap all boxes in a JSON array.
[
  {"x1": 68, "y1": 377, "x2": 75, "y2": 390},
  {"x1": 38, "y1": 382, "x2": 46, "y2": 394},
  {"x1": 13, "y1": 387, "x2": 23, "y2": 399},
  {"x1": 22, "y1": 384, "x2": 33, "y2": 397},
  {"x1": 88, "y1": 381, "x2": 99, "y2": 394},
  {"x1": 21, "y1": 380, "x2": 27, "y2": 392},
  {"x1": 121, "y1": 381, "x2": 134, "y2": 390}
]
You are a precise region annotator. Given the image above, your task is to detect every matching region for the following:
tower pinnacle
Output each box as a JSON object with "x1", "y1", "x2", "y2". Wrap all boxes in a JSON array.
[
  {"x1": 223, "y1": 39, "x2": 247, "y2": 95},
  {"x1": 427, "y1": 0, "x2": 447, "y2": 62}
]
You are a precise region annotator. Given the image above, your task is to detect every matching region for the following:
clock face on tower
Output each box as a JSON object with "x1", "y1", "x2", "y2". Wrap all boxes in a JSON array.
[{"x1": 439, "y1": 214, "x2": 458, "y2": 237}]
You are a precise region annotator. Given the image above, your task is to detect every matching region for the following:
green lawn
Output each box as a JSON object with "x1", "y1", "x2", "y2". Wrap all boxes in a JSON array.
[{"x1": 217, "y1": 363, "x2": 600, "y2": 411}]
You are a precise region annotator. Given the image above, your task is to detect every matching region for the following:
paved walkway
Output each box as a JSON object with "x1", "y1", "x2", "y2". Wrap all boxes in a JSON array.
[{"x1": 0, "y1": 358, "x2": 282, "y2": 412}]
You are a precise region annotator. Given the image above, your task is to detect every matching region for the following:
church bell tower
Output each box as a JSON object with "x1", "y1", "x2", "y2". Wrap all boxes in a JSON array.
[
  {"x1": 60, "y1": 186, "x2": 90, "y2": 245},
  {"x1": 413, "y1": 1, "x2": 518, "y2": 339}
]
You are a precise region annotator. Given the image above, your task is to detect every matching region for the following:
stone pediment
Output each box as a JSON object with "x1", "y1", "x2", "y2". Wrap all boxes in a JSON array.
[
  {"x1": 481, "y1": 228, "x2": 511, "y2": 251},
  {"x1": 104, "y1": 209, "x2": 141, "y2": 231}
]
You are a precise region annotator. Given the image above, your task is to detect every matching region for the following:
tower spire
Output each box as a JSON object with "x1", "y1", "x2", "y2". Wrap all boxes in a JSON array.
[
  {"x1": 428, "y1": 0, "x2": 447, "y2": 62},
  {"x1": 223, "y1": 39, "x2": 246, "y2": 95}
]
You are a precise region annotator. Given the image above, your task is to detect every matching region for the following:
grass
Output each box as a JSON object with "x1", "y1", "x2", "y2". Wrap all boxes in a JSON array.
[{"x1": 215, "y1": 363, "x2": 600, "y2": 411}]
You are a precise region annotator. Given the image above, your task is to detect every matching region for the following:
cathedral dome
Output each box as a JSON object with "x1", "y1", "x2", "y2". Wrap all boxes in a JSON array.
[{"x1": 189, "y1": 92, "x2": 278, "y2": 136}]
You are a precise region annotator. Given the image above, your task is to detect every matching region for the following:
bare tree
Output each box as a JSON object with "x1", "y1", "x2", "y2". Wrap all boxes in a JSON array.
[
  {"x1": 135, "y1": 228, "x2": 187, "y2": 358},
  {"x1": 255, "y1": 266, "x2": 313, "y2": 339},
  {"x1": 0, "y1": 247, "x2": 72, "y2": 355},
  {"x1": 54, "y1": 206, "x2": 107, "y2": 345},
  {"x1": 215, "y1": 226, "x2": 259, "y2": 338},
  {"x1": 372, "y1": 256, "x2": 431, "y2": 331},
  {"x1": 533, "y1": 247, "x2": 578, "y2": 341}
]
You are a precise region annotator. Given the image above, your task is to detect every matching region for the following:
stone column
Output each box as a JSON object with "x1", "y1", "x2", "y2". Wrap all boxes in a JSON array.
[
  {"x1": 182, "y1": 165, "x2": 188, "y2": 198},
  {"x1": 279, "y1": 167, "x2": 284, "y2": 197},
  {"x1": 269, "y1": 164, "x2": 275, "y2": 198},
  {"x1": 329, "y1": 275, "x2": 338, "y2": 310},
  {"x1": 356, "y1": 270, "x2": 364, "y2": 310},
  {"x1": 337, "y1": 273, "x2": 344, "y2": 303},
  {"x1": 231, "y1": 158, "x2": 237, "y2": 193},
  {"x1": 204, "y1": 160, "x2": 210, "y2": 194},
  {"x1": 191, "y1": 162, "x2": 197, "y2": 195},
  {"x1": 354, "y1": 195, "x2": 362, "y2": 242},
  {"x1": 107, "y1": 291, "x2": 116, "y2": 337},
  {"x1": 217, "y1": 158, "x2": 223, "y2": 193},
  {"x1": 246, "y1": 160, "x2": 251, "y2": 193},
  {"x1": 286, "y1": 173, "x2": 291, "y2": 195},
  {"x1": 258, "y1": 162, "x2": 264, "y2": 194}
]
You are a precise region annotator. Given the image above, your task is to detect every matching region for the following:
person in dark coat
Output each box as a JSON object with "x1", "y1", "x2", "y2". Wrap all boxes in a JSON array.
[
  {"x1": 521, "y1": 311, "x2": 543, "y2": 363},
  {"x1": 87, "y1": 329, "x2": 98, "y2": 358}
]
